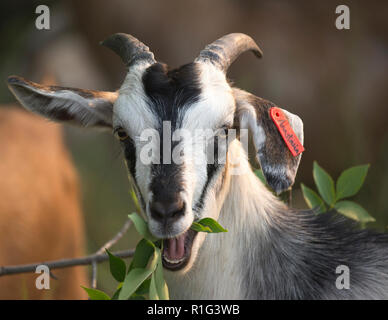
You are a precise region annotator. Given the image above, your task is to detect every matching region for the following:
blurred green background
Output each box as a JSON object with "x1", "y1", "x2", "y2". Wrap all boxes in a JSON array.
[{"x1": 0, "y1": 0, "x2": 387, "y2": 294}]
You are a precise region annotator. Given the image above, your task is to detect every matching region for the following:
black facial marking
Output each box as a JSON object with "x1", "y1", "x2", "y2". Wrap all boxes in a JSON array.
[
  {"x1": 194, "y1": 134, "x2": 225, "y2": 212},
  {"x1": 122, "y1": 136, "x2": 147, "y2": 211},
  {"x1": 194, "y1": 164, "x2": 221, "y2": 213},
  {"x1": 149, "y1": 162, "x2": 185, "y2": 204},
  {"x1": 122, "y1": 137, "x2": 137, "y2": 180},
  {"x1": 140, "y1": 62, "x2": 202, "y2": 201},
  {"x1": 150, "y1": 138, "x2": 183, "y2": 197},
  {"x1": 142, "y1": 62, "x2": 202, "y2": 129}
]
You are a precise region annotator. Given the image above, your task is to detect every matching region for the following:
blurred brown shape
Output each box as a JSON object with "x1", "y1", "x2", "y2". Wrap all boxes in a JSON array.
[{"x1": 0, "y1": 106, "x2": 88, "y2": 299}]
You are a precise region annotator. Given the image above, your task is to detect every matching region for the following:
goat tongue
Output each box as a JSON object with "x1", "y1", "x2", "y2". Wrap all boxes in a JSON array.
[{"x1": 164, "y1": 232, "x2": 186, "y2": 261}]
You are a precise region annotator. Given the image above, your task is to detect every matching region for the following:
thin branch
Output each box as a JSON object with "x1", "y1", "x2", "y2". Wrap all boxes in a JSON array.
[
  {"x1": 0, "y1": 249, "x2": 134, "y2": 277},
  {"x1": 95, "y1": 219, "x2": 132, "y2": 255},
  {"x1": 0, "y1": 217, "x2": 134, "y2": 291},
  {"x1": 91, "y1": 261, "x2": 98, "y2": 289},
  {"x1": 90, "y1": 219, "x2": 133, "y2": 288}
]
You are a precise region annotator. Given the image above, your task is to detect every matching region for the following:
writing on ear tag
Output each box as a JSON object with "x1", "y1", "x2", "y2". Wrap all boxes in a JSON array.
[{"x1": 269, "y1": 107, "x2": 305, "y2": 157}]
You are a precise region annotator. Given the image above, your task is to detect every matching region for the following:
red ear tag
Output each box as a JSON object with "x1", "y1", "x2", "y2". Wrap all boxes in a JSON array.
[{"x1": 269, "y1": 107, "x2": 305, "y2": 157}]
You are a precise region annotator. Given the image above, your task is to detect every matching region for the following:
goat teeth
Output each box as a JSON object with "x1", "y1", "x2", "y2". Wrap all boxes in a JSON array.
[{"x1": 164, "y1": 256, "x2": 185, "y2": 264}]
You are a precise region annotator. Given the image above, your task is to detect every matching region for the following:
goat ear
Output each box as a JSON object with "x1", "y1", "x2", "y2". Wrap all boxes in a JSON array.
[
  {"x1": 233, "y1": 88, "x2": 304, "y2": 194},
  {"x1": 7, "y1": 76, "x2": 117, "y2": 128}
]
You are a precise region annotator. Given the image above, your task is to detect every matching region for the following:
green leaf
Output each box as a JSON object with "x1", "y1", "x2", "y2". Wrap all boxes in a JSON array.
[
  {"x1": 81, "y1": 287, "x2": 110, "y2": 300},
  {"x1": 135, "y1": 278, "x2": 151, "y2": 295},
  {"x1": 196, "y1": 218, "x2": 228, "y2": 233},
  {"x1": 118, "y1": 268, "x2": 154, "y2": 300},
  {"x1": 313, "y1": 161, "x2": 336, "y2": 206},
  {"x1": 155, "y1": 254, "x2": 169, "y2": 300},
  {"x1": 336, "y1": 164, "x2": 369, "y2": 201},
  {"x1": 191, "y1": 222, "x2": 213, "y2": 233},
  {"x1": 128, "y1": 212, "x2": 158, "y2": 242},
  {"x1": 119, "y1": 247, "x2": 160, "y2": 300},
  {"x1": 149, "y1": 273, "x2": 159, "y2": 300},
  {"x1": 334, "y1": 200, "x2": 375, "y2": 223},
  {"x1": 129, "y1": 239, "x2": 155, "y2": 272},
  {"x1": 301, "y1": 183, "x2": 326, "y2": 213},
  {"x1": 106, "y1": 249, "x2": 127, "y2": 282},
  {"x1": 254, "y1": 169, "x2": 267, "y2": 185},
  {"x1": 147, "y1": 247, "x2": 160, "y2": 271}
]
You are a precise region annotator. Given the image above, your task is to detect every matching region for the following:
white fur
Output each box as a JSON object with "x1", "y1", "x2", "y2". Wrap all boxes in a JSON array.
[
  {"x1": 114, "y1": 62, "x2": 158, "y2": 139},
  {"x1": 236, "y1": 96, "x2": 266, "y2": 152}
]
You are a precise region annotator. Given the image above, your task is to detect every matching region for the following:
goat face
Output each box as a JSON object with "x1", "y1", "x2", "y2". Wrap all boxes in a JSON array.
[
  {"x1": 8, "y1": 33, "x2": 304, "y2": 272},
  {"x1": 114, "y1": 60, "x2": 237, "y2": 272},
  {"x1": 114, "y1": 60, "x2": 235, "y2": 235}
]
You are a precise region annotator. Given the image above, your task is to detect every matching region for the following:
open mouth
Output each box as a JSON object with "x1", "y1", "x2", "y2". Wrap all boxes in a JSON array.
[{"x1": 162, "y1": 229, "x2": 198, "y2": 271}]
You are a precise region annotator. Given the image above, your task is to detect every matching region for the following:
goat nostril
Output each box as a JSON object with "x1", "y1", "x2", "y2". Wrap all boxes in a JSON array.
[
  {"x1": 170, "y1": 202, "x2": 186, "y2": 218},
  {"x1": 150, "y1": 203, "x2": 164, "y2": 221},
  {"x1": 150, "y1": 199, "x2": 185, "y2": 222}
]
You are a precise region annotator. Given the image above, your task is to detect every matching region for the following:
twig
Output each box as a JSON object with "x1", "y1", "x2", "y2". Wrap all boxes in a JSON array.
[
  {"x1": 95, "y1": 219, "x2": 132, "y2": 255},
  {"x1": 91, "y1": 261, "x2": 98, "y2": 289},
  {"x1": 91, "y1": 219, "x2": 133, "y2": 288},
  {"x1": 0, "y1": 249, "x2": 135, "y2": 277},
  {"x1": 0, "y1": 217, "x2": 134, "y2": 293}
]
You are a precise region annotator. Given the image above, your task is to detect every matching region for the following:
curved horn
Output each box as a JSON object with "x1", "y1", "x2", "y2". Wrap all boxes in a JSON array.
[
  {"x1": 100, "y1": 33, "x2": 156, "y2": 67},
  {"x1": 195, "y1": 33, "x2": 263, "y2": 73}
]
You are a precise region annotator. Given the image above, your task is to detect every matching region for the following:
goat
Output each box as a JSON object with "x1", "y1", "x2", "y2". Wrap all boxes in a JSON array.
[
  {"x1": 7, "y1": 33, "x2": 388, "y2": 299},
  {"x1": 0, "y1": 107, "x2": 87, "y2": 299}
]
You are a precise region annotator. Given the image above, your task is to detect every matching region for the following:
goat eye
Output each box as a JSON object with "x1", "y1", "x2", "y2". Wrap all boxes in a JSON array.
[{"x1": 114, "y1": 128, "x2": 129, "y2": 141}]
